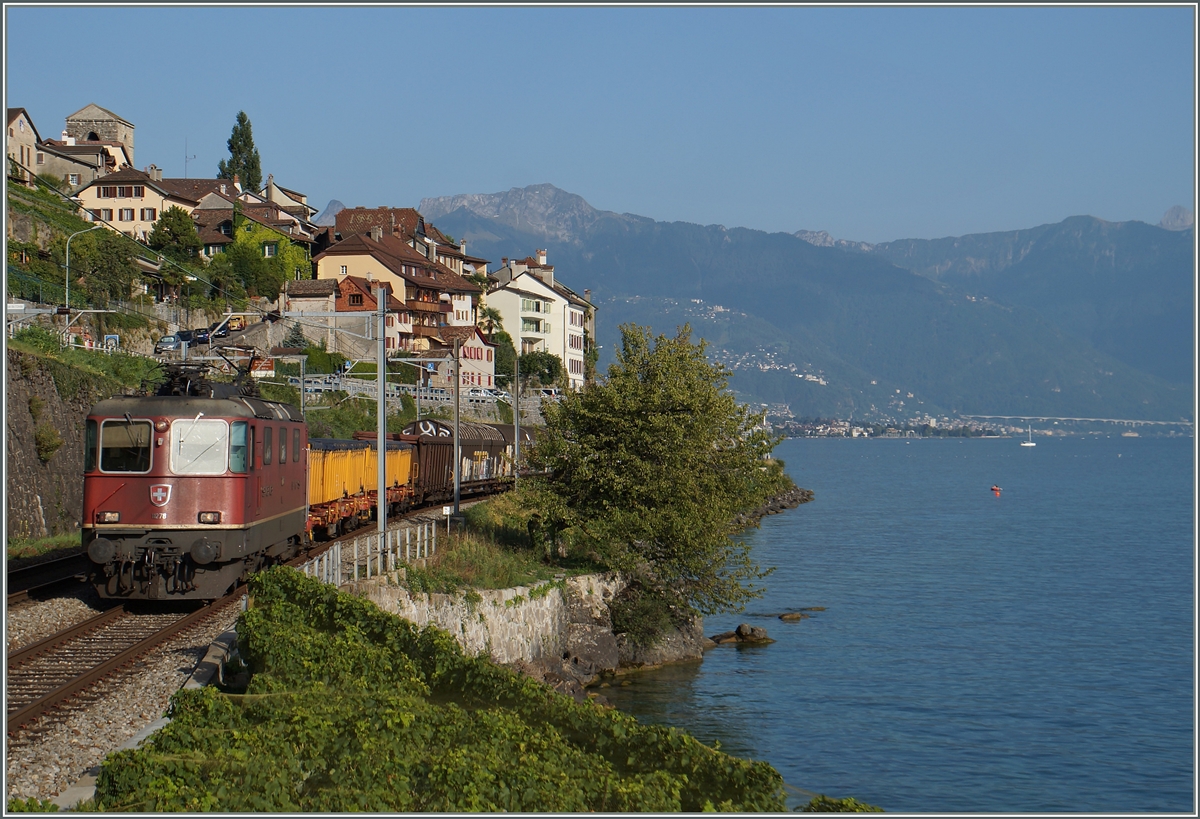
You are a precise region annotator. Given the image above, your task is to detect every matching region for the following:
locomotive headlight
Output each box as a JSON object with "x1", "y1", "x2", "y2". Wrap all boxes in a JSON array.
[
  {"x1": 87, "y1": 537, "x2": 116, "y2": 564},
  {"x1": 96, "y1": 511, "x2": 120, "y2": 523},
  {"x1": 198, "y1": 511, "x2": 221, "y2": 524},
  {"x1": 154, "y1": 420, "x2": 168, "y2": 432}
]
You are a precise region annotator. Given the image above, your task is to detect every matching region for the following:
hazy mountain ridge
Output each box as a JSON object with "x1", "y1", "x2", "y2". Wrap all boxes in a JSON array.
[
  {"x1": 862, "y1": 215, "x2": 1194, "y2": 383},
  {"x1": 428, "y1": 184, "x2": 1192, "y2": 421}
]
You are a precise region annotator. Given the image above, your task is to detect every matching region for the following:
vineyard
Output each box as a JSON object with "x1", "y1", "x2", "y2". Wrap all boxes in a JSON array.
[{"x1": 89, "y1": 567, "x2": 787, "y2": 812}]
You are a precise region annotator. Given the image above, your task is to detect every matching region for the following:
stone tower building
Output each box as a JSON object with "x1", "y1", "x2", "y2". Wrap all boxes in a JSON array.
[{"x1": 65, "y1": 103, "x2": 134, "y2": 167}]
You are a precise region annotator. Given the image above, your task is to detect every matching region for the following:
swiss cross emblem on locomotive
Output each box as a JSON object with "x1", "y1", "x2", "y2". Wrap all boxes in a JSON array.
[{"x1": 149, "y1": 484, "x2": 172, "y2": 507}]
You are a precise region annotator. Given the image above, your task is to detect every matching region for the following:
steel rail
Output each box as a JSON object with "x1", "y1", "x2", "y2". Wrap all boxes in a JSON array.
[
  {"x1": 6, "y1": 596, "x2": 239, "y2": 733},
  {"x1": 6, "y1": 553, "x2": 91, "y2": 598}
]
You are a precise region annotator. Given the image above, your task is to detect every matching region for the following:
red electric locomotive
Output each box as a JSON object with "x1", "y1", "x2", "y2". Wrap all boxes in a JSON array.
[{"x1": 83, "y1": 366, "x2": 308, "y2": 600}]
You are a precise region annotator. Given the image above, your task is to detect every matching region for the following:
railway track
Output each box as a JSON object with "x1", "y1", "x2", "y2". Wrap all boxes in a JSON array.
[
  {"x1": 3, "y1": 492, "x2": 488, "y2": 735},
  {"x1": 3, "y1": 541, "x2": 341, "y2": 736},
  {"x1": 6, "y1": 553, "x2": 91, "y2": 607}
]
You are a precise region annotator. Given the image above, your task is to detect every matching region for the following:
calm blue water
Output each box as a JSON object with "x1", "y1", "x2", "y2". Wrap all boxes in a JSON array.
[{"x1": 602, "y1": 436, "x2": 1195, "y2": 813}]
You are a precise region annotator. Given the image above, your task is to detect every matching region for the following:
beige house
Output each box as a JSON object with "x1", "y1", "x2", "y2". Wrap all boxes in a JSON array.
[
  {"x1": 312, "y1": 228, "x2": 479, "y2": 353},
  {"x1": 7, "y1": 108, "x2": 40, "y2": 185},
  {"x1": 74, "y1": 166, "x2": 198, "y2": 241}
]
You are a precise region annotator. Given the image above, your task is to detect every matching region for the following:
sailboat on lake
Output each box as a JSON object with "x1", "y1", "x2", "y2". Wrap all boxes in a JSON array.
[{"x1": 1020, "y1": 425, "x2": 1036, "y2": 447}]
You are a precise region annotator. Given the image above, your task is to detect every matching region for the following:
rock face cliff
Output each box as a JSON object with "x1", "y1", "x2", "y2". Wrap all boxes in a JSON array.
[{"x1": 5, "y1": 349, "x2": 132, "y2": 542}]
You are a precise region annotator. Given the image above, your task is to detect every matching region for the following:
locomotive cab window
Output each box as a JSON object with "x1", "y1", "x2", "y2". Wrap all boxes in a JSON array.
[
  {"x1": 280, "y1": 427, "x2": 287, "y2": 464},
  {"x1": 169, "y1": 417, "x2": 230, "y2": 475},
  {"x1": 293, "y1": 428, "x2": 300, "y2": 462},
  {"x1": 85, "y1": 419, "x2": 98, "y2": 472},
  {"x1": 99, "y1": 419, "x2": 152, "y2": 472},
  {"x1": 263, "y1": 427, "x2": 273, "y2": 465},
  {"x1": 230, "y1": 421, "x2": 248, "y2": 473}
]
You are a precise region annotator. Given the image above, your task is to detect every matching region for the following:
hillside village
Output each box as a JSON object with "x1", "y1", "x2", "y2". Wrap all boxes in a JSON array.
[{"x1": 6, "y1": 104, "x2": 597, "y2": 396}]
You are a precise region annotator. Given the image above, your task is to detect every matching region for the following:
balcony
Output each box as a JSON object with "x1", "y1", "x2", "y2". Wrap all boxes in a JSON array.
[{"x1": 407, "y1": 300, "x2": 442, "y2": 314}]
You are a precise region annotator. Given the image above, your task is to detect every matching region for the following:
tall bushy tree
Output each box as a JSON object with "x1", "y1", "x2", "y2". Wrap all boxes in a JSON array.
[
  {"x1": 148, "y1": 206, "x2": 202, "y2": 264},
  {"x1": 217, "y1": 111, "x2": 262, "y2": 192},
  {"x1": 520, "y1": 323, "x2": 790, "y2": 618}
]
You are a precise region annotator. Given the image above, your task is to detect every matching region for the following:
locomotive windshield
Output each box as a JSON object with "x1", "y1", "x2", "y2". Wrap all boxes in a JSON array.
[
  {"x1": 99, "y1": 420, "x2": 152, "y2": 472},
  {"x1": 170, "y1": 418, "x2": 230, "y2": 475}
]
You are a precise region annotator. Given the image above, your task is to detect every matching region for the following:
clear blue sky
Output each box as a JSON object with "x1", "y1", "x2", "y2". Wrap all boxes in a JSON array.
[{"x1": 4, "y1": 5, "x2": 1195, "y2": 243}]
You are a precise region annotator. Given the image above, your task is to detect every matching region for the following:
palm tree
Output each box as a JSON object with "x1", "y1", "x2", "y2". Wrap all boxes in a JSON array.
[{"x1": 477, "y1": 306, "x2": 504, "y2": 340}]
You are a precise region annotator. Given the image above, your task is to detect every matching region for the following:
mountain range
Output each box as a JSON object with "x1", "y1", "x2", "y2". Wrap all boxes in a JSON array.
[{"x1": 419, "y1": 185, "x2": 1194, "y2": 422}]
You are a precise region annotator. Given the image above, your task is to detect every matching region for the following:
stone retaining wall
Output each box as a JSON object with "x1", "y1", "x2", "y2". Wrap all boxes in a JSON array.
[{"x1": 343, "y1": 572, "x2": 626, "y2": 666}]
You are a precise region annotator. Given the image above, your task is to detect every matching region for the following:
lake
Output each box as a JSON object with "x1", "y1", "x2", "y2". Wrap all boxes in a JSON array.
[{"x1": 601, "y1": 435, "x2": 1195, "y2": 813}]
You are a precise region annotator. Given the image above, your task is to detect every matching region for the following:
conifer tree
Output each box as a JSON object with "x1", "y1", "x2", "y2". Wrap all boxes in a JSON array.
[{"x1": 217, "y1": 111, "x2": 262, "y2": 192}]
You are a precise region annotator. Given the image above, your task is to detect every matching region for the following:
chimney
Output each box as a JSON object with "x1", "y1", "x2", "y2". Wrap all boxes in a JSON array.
[
  {"x1": 584, "y1": 289, "x2": 591, "y2": 303},
  {"x1": 501, "y1": 257, "x2": 508, "y2": 268},
  {"x1": 536, "y1": 249, "x2": 547, "y2": 266},
  {"x1": 233, "y1": 174, "x2": 241, "y2": 193},
  {"x1": 459, "y1": 238, "x2": 466, "y2": 254},
  {"x1": 370, "y1": 225, "x2": 383, "y2": 242},
  {"x1": 219, "y1": 183, "x2": 227, "y2": 195},
  {"x1": 426, "y1": 240, "x2": 437, "y2": 261}
]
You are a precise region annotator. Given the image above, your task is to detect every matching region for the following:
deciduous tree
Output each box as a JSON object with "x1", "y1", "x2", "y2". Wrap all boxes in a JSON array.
[
  {"x1": 520, "y1": 323, "x2": 790, "y2": 620},
  {"x1": 148, "y1": 206, "x2": 202, "y2": 265}
]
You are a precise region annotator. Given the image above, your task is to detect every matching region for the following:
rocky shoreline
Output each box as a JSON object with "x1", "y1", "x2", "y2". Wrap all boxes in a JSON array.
[
  {"x1": 511, "y1": 484, "x2": 812, "y2": 701},
  {"x1": 735, "y1": 484, "x2": 814, "y2": 528}
]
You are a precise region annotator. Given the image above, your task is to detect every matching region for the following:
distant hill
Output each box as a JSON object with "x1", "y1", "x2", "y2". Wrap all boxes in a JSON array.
[
  {"x1": 427, "y1": 185, "x2": 1193, "y2": 422},
  {"x1": 862, "y1": 216, "x2": 1194, "y2": 383}
]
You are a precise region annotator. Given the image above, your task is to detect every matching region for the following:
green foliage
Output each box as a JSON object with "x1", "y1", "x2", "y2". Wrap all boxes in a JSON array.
[
  {"x1": 34, "y1": 422, "x2": 63, "y2": 462},
  {"x1": 492, "y1": 330, "x2": 516, "y2": 385},
  {"x1": 91, "y1": 568, "x2": 786, "y2": 812},
  {"x1": 799, "y1": 795, "x2": 885, "y2": 812},
  {"x1": 609, "y1": 582, "x2": 677, "y2": 647},
  {"x1": 396, "y1": 529, "x2": 558, "y2": 595},
  {"x1": 518, "y1": 350, "x2": 562, "y2": 386},
  {"x1": 147, "y1": 206, "x2": 202, "y2": 274},
  {"x1": 6, "y1": 532, "x2": 84, "y2": 562},
  {"x1": 9, "y1": 327, "x2": 164, "y2": 399},
  {"x1": 216, "y1": 111, "x2": 262, "y2": 192},
  {"x1": 520, "y1": 324, "x2": 792, "y2": 623},
  {"x1": 283, "y1": 322, "x2": 307, "y2": 348},
  {"x1": 6, "y1": 796, "x2": 59, "y2": 812}
]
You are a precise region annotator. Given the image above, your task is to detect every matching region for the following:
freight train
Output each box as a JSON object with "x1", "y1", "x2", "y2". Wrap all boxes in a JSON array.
[{"x1": 82, "y1": 365, "x2": 531, "y2": 600}]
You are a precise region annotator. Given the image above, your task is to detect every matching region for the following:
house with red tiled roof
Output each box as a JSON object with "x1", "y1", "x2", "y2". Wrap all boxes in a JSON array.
[
  {"x1": 73, "y1": 166, "x2": 200, "y2": 241},
  {"x1": 34, "y1": 135, "x2": 129, "y2": 188},
  {"x1": 312, "y1": 226, "x2": 480, "y2": 353},
  {"x1": 332, "y1": 205, "x2": 489, "y2": 278},
  {"x1": 418, "y1": 325, "x2": 497, "y2": 392},
  {"x1": 278, "y1": 276, "x2": 408, "y2": 359}
]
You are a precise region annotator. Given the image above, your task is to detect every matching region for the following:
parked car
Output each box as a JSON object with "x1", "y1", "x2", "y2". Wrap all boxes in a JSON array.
[
  {"x1": 192, "y1": 328, "x2": 210, "y2": 345},
  {"x1": 208, "y1": 321, "x2": 230, "y2": 339},
  {"x1": 154, "y1": 335, "x2": 180, "y2": 354},
  {"x1": 175, "y1": 329, "x2": 194, "y2": 345},
  {"x1": 466, "y1": 388, "x2": 491, "y2": 398},
  {"x1": 536, "y1": 388, "x2": 563, "y2": 400}
]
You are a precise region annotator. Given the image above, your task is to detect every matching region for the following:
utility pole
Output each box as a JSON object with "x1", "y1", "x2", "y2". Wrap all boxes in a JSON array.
[
  {"x1": 453, "y1": 337, "x2": 461, "y2": 516},
  {"x1": 376, "y1": 285, "x2": 387, "y2": 538},
  {"x1": 513, "y1": 348, "x2": 520, "y2": 484}
]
